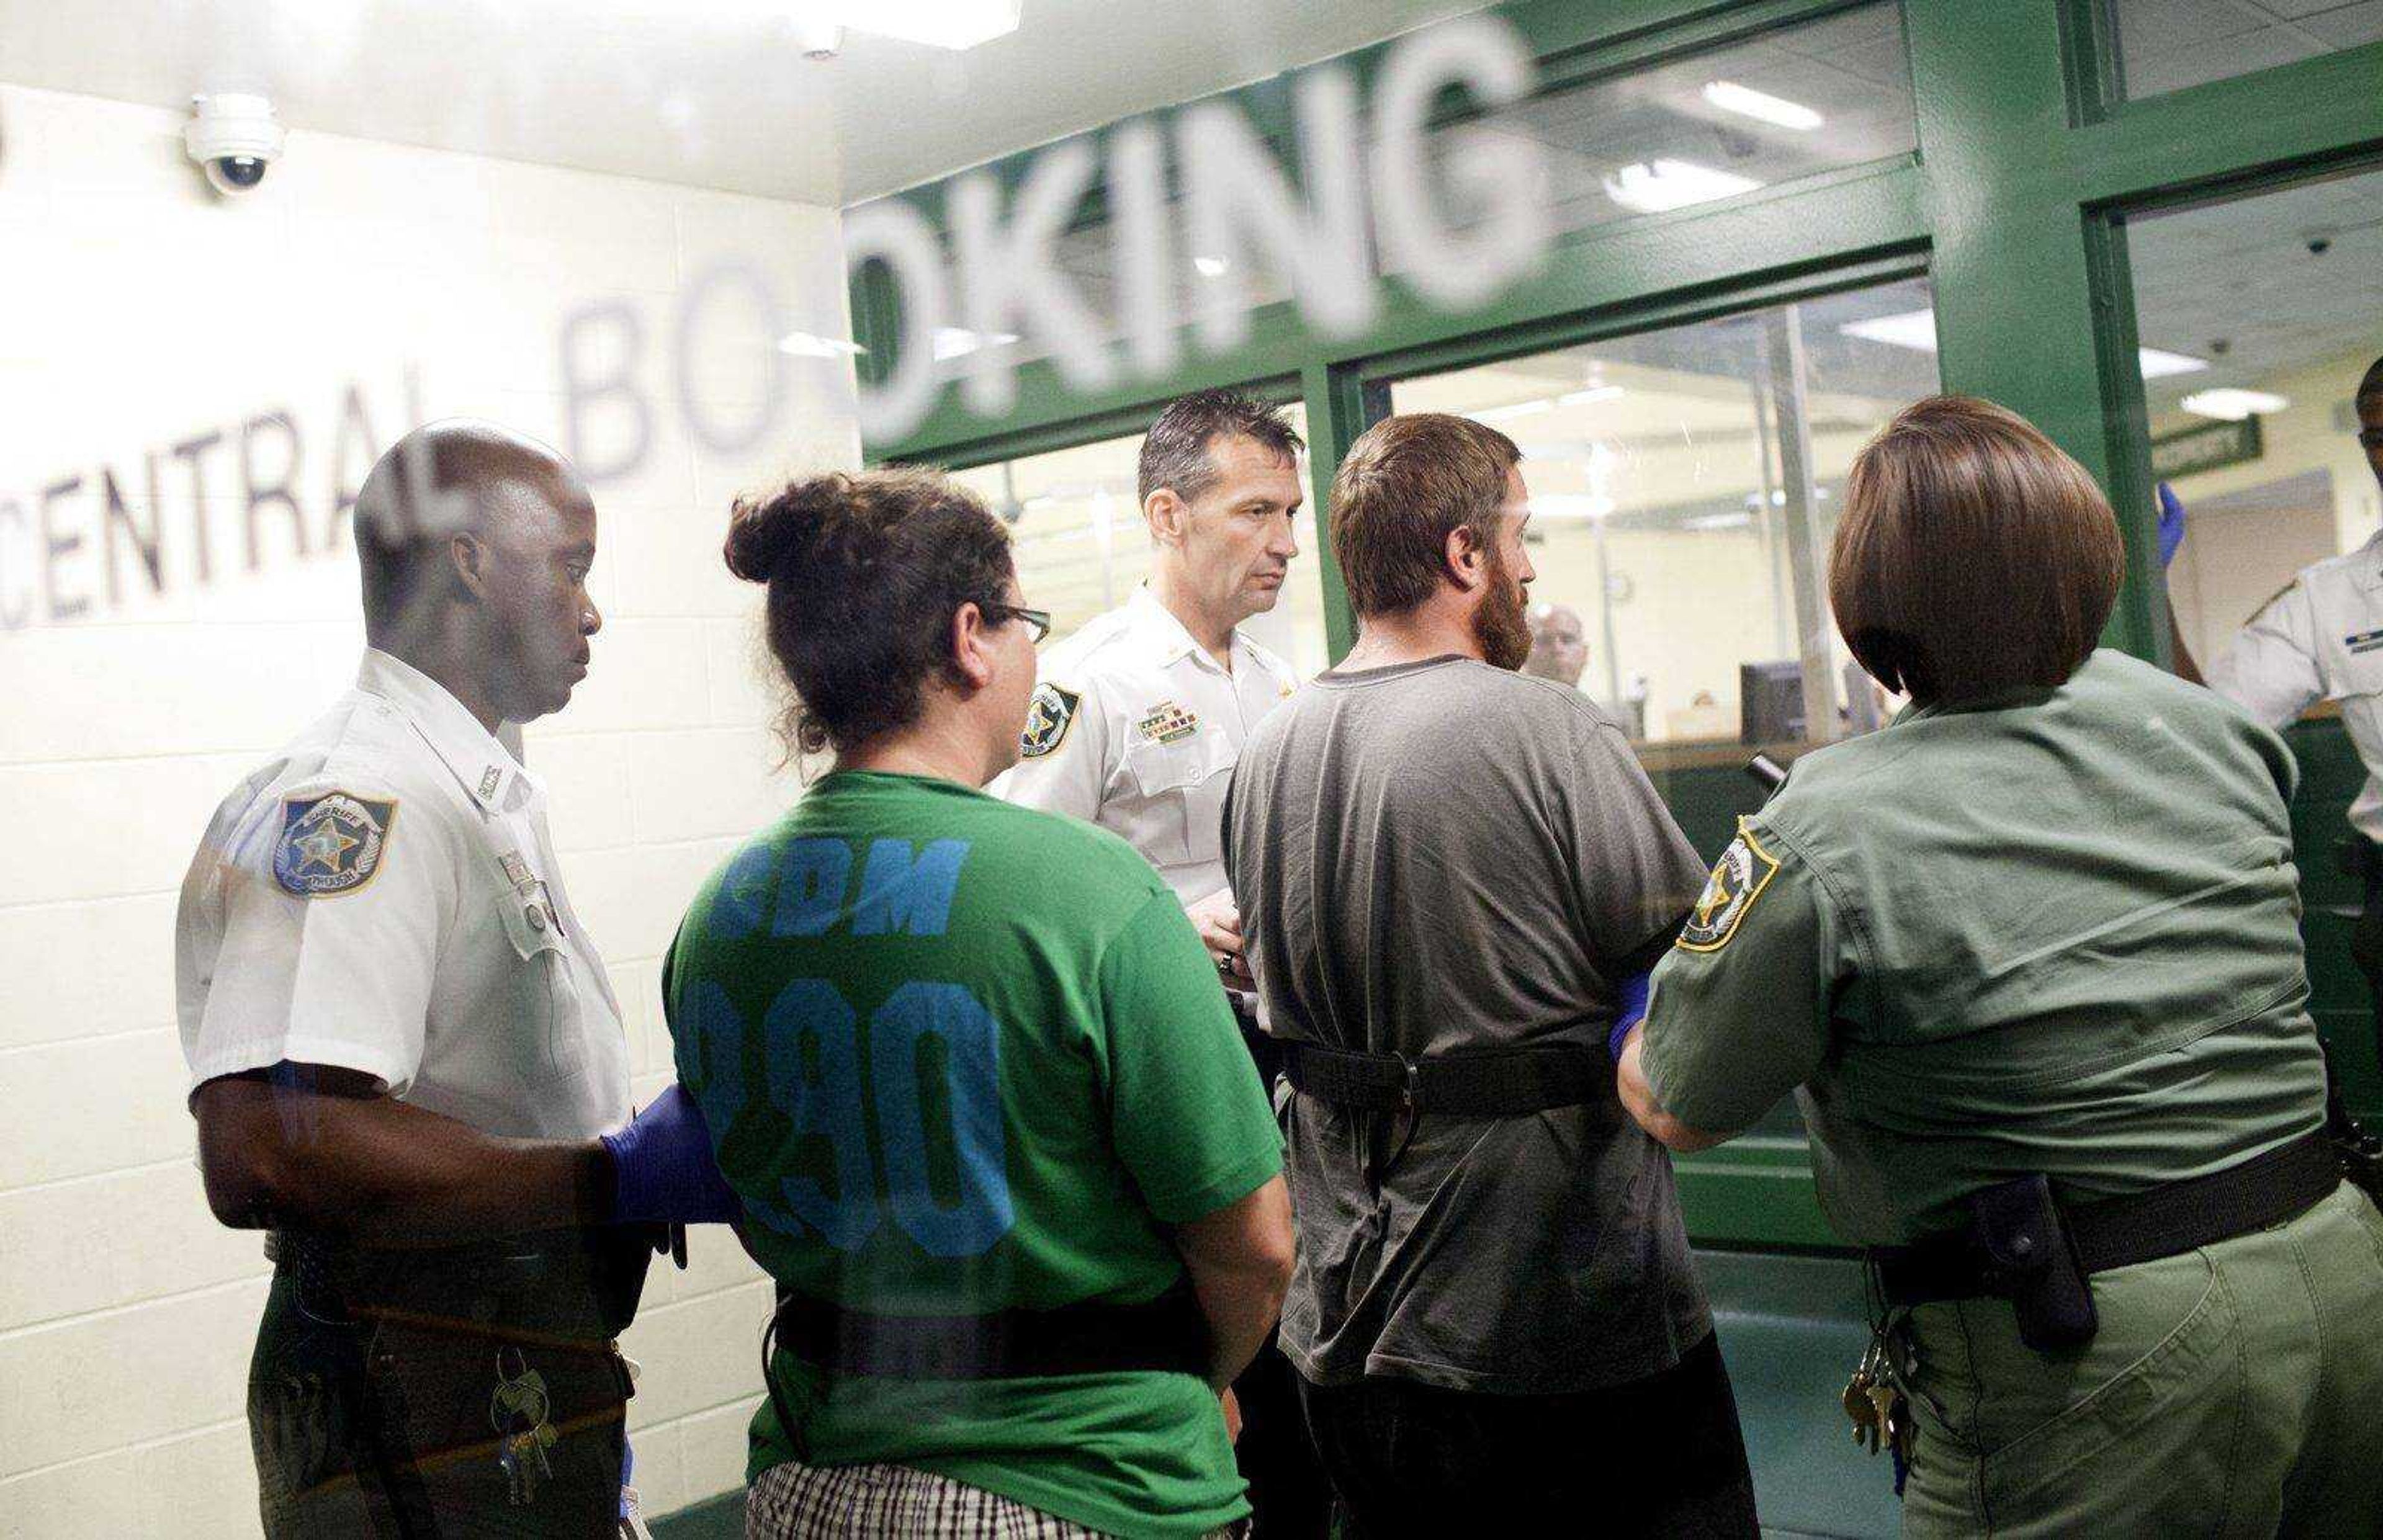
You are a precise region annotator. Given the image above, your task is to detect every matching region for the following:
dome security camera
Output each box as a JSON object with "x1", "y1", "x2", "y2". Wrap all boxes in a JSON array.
[{"x1": 184, "y1": 94, "x2": 285, "y2": 196}]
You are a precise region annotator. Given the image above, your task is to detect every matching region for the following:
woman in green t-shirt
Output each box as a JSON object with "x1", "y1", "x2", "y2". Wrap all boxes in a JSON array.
[
  {"x1": 1617, "y1": 396, "x2": 2383, "y2": 1536},
  {"x1": 667, "y1": 468, "x2": 1291, "y2": 1539}
]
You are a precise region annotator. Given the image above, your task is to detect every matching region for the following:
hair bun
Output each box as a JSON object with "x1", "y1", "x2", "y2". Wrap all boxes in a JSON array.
[{"x1": 724, "y1": 473, "x2": 853, "y2": 584}]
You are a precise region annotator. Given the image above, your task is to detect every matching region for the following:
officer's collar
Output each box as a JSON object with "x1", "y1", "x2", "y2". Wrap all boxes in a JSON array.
[
  {"x1": 1128, "y1": 583, "x2": 1238, "y2": 673},
  {"x1": 357, "y1": 648, "x2": 537, "y2": 812}
]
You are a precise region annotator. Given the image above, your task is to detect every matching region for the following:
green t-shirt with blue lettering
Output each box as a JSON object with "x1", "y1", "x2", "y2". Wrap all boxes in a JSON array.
[{"x1": 663, "y1": 771, "x2": 1281, "y2": 1538}]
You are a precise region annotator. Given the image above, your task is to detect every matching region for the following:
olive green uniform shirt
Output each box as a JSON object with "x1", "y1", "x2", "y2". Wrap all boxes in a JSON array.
[{"x1": 1641, "y1": 650, "x2": 2327, "y2": 1244}]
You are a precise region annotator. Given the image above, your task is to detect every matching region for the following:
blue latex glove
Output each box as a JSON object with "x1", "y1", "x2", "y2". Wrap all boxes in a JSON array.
[
  {"x1": 600, "y1": 1083, "x2": 741, "y2": 1225},
  {"x1": 1608, "y1": 972, "x2": 1652, "y2": 1063},
  {"x1": 621, "y1": 1438, "x2": 634, "y2": 1520},
  {"x1": 2156, "y1": 481, "x2": 2186, "y2": 568}
]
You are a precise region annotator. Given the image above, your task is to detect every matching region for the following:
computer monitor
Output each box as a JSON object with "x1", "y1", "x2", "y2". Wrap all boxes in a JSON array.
[{"x1": 1739, "y1": 660, "x2": 1805, "y2": 743}]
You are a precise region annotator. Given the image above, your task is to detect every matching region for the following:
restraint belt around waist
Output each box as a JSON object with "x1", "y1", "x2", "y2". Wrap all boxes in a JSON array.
[
  {"x1": 769, "y1": 1281, "x2": 1210, "y2": 1381},
  {"x1": 1875, "y1": 1130, "x2": 2341, "y2": 1308},
  {"x1": 1281, "y1": 1038, "x2": 1605, "y2": 1117}
]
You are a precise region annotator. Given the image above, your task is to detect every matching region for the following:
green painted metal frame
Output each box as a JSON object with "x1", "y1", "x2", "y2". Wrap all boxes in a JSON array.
[{"x1": 855, "y1": 1, "x2": 2383, "y2": 1250}]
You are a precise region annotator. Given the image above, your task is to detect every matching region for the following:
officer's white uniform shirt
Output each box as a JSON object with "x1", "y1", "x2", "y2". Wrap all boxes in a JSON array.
[
  {"x1": 176, "y1": 649, "x2": 632, "y2": 1140},
  {"x1": 992, "y1": 583, "x2": 1299, "y2": 903},
  {"x1": 2209, "y1": 527, "x2": 2383, "y2": 841}
]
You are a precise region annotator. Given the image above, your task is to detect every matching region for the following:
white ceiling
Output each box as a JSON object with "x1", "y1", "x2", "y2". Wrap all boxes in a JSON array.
[{"x1": 0, "y1": 0, "x2": 1489, "y2": 206}]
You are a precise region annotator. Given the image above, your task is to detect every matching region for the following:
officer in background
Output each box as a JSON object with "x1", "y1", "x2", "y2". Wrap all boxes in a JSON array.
[
  {"x1": 1522, "y1": 601, "x2": 1588, "y2": 689},
  {"x1": 992, "y1": 386, "x2": 1326, "y2": 1536},
  {"x1": 176, "y1": 421, "x2": 738, "y2": 1537},
  {"x1": 1622, "y1": 397, "x2": 2383, "y2": 1534},
  {"x1": 2173, "y1": 354, "x2": 2383, "y2": 1065}
]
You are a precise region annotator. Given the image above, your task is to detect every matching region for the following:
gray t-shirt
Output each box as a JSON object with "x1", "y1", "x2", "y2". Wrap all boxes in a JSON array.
[{"x1": 1223, "y1": 656, "x2": 1715, "y2": 1394}]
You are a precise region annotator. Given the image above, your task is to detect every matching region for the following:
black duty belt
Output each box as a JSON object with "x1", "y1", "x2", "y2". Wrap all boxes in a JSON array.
[
  {"x1": 1875, "y1": 1130, "x2": 2341, "y2": 1312},
  {"x1": 1280, "y1": 1038, "x2": 1605, "y2": 1117},
  {"x1": 275, "y1": 1225, "x2": 655, "y2": 1339},
  {"x1": 767, "y1": 1281, "x2": 1209, "y2": 1381}
]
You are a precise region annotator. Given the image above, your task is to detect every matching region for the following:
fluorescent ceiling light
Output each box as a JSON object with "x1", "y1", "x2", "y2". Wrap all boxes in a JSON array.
[
  {"x1": 1838, "y1": 310, "x2": 1938, "y2": 351},
  {"x1": 2181, "y1": 388, "x2": 2289, "y2": 421},
  {"x1": 1535, "y1": 493, "x2": 1618, "y2": 520},
  {"x1": 1839, "y1": 309, "x2": 2210, "y2": 378},
  {"x1": 1473, "y1": 400, "x2": 1552, "y2": 424},
  {"x1": 1701, "y1": 80, "x2": 1824, "y2": 131},
  {"x1": 1601, "y1": 159, "x2": 1763, "y2": 213},
  {"x1": 933, "y1": 327, "x2": 1021, "y2": 360},
  {"x1": 2137, "y1": 347, "x2": 2211, "y2": 379},
  {"x1": 794, "y1": 0, "x2": 1022, "y2": 50},
  {"x1": 1557, "y1": 385, "x2": 1625, "y2": 406},
  {"x1": 1686, "y1": 511, "x2": 1754, "y2": 530},
  {"x1": 778, "y1": 330, "x2": 867, "y2": 357},
  {"x1": 1192, "y1": 254, "x2": 1231, "y2": 278}
]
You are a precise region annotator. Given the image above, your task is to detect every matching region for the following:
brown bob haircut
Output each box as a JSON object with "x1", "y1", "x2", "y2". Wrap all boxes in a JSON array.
[
  {"x1": 1831, "y1": 395, "x2": 2122, "y2": 706},
  {"x1": 1330, "y1": 412, "x2": 1522, "y2": 617}
]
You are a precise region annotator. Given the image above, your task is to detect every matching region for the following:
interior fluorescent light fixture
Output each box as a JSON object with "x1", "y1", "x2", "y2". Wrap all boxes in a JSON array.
[
  {"x1": 1839, "y1": 310, "x2": 2210, "y2": 378},
  {"x1": 1473, "y1": 400, "x2": 1553, "y2": 424},
  {"x1": 1701, "y1": 81, "x2": 1824, "y2": 130},
  {"x1": 1192, "y1": 254, "x2": 1231, "y2": 278},
  {"x1": 1557, "y1": 385, "x2": 1626, "y2": 407},
  {"x1": 933, "y1": 327, "x2": 1021, "y2": 360},
  {"x1": 799, "y1": 0, "x2": 1023, "y2": 50},
  {"x1": 779, "y1": 330, "x2": 868, "y2": 357},
  {"x1": 2181, "y1": 388, "x2": 2289, "y2": 421},
  {"x1": 1534, "y1": 493, "x2": 1619, "y2": 521},
  {"x1": 2137, "y1": 347, "x2": 2212, "y2": 379},
  {"x1": 1602, "y1": 159, "x2": 1763, "y2": 214}
]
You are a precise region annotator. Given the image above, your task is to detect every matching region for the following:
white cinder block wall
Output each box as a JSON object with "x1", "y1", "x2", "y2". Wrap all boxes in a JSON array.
[{"x1": 0, "y1": 83, "x2": 858, "y2": 1536}]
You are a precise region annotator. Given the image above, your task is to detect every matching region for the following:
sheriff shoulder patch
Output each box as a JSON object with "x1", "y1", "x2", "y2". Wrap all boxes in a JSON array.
[
  {"x1": 1676, "y1": 824, "x2": 1781, "y2": 953},
  {"x1": 274, "y1": 790, "x2": 398, "y2": 898},
  {"x1": 1020, "y1": 683, "x2": 1082, "y2": 759}
]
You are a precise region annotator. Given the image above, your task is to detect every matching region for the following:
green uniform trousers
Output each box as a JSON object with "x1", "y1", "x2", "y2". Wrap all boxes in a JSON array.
[{"x1": 1899, "y1": 1180, "x2": 2383, "y2": 1537}]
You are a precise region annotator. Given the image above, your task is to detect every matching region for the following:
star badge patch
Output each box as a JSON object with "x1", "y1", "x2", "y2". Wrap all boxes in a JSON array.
[
  {"x1": 273, "y1": 790, "x2": 398, "y2": 897},
  {"x1": 1676, "y1": 823, "x2": 1780, "y2": 953},
  {"x1": 1020, "y1": 683, "x2": 1081, "y2": 759}
]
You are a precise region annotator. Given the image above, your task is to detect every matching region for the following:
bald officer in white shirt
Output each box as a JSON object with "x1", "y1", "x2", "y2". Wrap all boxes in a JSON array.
[
  {"x1": 992, "y1": 387, "x2": 1326, "y2": 1538},
  {"x1": 2176, "y1": 354, "x2": 2383, "y2": 1065},
  {"x1": 994, "y1": 389, "x2": 1305, "y2": 974},
  {"x1": 177, "y1": 421, "x2": 735, "y2": 1538}
]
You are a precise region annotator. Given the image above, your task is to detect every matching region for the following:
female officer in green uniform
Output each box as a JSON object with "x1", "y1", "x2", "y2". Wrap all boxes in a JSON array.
[{"x1": 1615, "y1": 396, "x2": 2383, "y2": 1536}]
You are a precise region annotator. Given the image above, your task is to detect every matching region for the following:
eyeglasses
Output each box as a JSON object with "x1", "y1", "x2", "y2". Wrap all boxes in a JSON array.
[{"x1": 981, "y1": 602, "x2": 1052, "y2": 645}]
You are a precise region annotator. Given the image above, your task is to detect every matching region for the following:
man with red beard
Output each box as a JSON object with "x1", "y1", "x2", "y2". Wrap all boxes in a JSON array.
[{"x1": 1221, "y1": 412, "x2": 1757, "y2": 1536}]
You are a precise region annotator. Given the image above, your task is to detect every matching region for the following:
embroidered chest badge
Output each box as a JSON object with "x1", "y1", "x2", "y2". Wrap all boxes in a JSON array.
[
  {"x1": 1137, "y1": 701, "x2": 1200, "y2": 745},
  {"x1": 273, "y1": 791, "x2": 398, "y2": 898},
  {"x1": 1676, "y1": 823, "x2": 1781, "y2": 953}
]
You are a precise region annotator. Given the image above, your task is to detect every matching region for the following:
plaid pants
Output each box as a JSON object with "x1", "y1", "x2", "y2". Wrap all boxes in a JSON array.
[{"x1": 745, "y1": 1459, "x2": 1241, "y2": 1539}]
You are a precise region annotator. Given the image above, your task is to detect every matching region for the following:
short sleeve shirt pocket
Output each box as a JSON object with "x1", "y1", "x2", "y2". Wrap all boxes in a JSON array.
[
  {"x1": 1118, "y1": 727, "x2": 1239, "y2": 869},
  {"x1": 491, "y1": 886, "x2": 588, "y2": 1086}
]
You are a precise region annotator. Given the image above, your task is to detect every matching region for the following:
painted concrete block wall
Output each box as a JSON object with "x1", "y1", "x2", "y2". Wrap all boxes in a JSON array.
[{"x1": 0, "y1": 83, "x2": 857, "y2": 1536}]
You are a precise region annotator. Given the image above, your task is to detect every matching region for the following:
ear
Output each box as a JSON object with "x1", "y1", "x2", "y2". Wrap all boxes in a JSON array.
[
  {"x1": 1442, "y1": 524, "x2": 1488, "y2": 594},
  {"x1": 1144, "y1": 488, "x2": 1188, "y2": 548},
  {"x1": 949, "y1": 601, "x2": 996, "y2": 691},
  {"x1": 449, "y1": 530, "x2": 490, "y2": 602}
]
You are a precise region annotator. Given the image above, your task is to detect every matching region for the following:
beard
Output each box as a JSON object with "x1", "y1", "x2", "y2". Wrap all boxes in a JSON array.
[{"x1": 1471, "y1": 547, "x2": 1533, "y2": 672}]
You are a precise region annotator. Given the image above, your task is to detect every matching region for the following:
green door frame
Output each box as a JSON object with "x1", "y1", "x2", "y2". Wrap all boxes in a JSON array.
[{"x1": 855, "y1": 1, "x2": 2383, "y2": 1248}]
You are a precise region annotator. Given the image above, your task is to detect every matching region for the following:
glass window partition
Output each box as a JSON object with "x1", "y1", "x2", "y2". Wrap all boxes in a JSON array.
[
  {"x1": 1384, "y1": 274, "x2": 1941, "y2": 750},
  {"x1": 2111, "y1": 0, "x2": 2383, "y2": 101}
]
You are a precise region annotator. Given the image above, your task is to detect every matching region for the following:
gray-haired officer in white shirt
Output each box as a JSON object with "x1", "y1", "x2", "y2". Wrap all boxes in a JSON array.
[
  {"x1": 2176, "y1": 354, "x2": 2383, "y2": 1063},
  {"x1": 994, "y1": 388, "x2": 1306, "y2": 970},
  {"x1": 176, "y1": 420, "x2": 737, "y2": 1539},
  {"x1": 991, "y1": 387, "x2": 1325, "y2": 1537}
]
